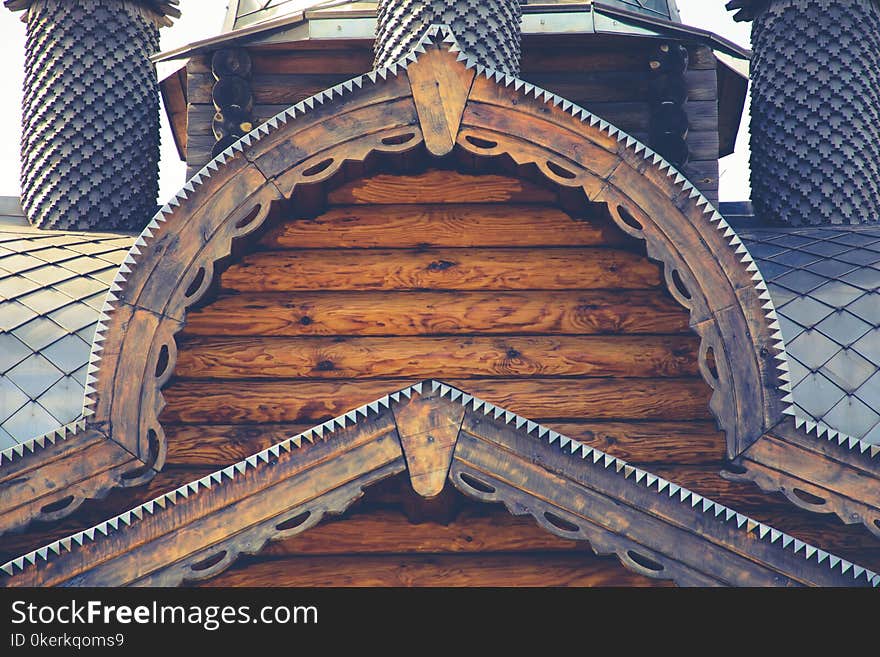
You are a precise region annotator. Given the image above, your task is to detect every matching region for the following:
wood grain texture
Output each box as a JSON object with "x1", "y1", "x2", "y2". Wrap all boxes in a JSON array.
[
  {"x1": 182, "y1": 290, "x2": 691, "y2": 337},
  {"x1": 195, "y1": 552, "x2": 668, "y2": 587},
  {"x1": 327, "y1": 171, "x2": 557, "y2": 205},
  {"x1": 173, "y1": 335, "x2": 701, "y2": 380},
  {"x1": 406, "y1": 46, "x2": 475, "y2": 156},
  {"x1": 260, "y1": 203, "x2": 628, "y2": 249},
  {"x1": 220, "y1": 248, "x2": 663, "y2": 292},
  {"x1": 160, "y1": 378, "x2": 714, "y2": 425},
  {"x1": 162, "y1": 420, "x2": 726, "y2": 467}
]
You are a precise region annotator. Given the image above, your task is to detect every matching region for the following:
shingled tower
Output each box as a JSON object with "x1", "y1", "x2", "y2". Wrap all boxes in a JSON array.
[
  {"x1": 5, "y1": 0, "x2": 179, "y2": 231},
  {"x1": 374, "y1": 0, "x2": 522, "y2": 75},
  {"x1": 728, "y1": 0, "x2": 880, "y2": 225}
]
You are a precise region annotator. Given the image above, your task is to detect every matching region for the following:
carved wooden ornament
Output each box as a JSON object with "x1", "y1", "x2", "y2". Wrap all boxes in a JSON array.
[
  {"x1": 0, "y1": 26, "x2": 877, "y2": 548},
  {"x1": 1, "y1": 381, "x2": 875, "y2": 587}
]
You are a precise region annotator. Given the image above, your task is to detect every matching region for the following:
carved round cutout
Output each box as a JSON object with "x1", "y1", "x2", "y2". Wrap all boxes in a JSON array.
[
  {"x1": 546, "y1": 160, "x2": 577, "y2": 180},
  {"x1": 465, "y1": 135, "x2": 498, "y2": 149},
  {"x1": 458, "y1": 472, "x2": 496, "y2": 495},
  {"x1": 155, "y1": 344, "x2": 170, "y2": 379},
  {"x1": 671, "y1": 269, "x2": 692, "y2": 300},
  {"x1": 792, "y1": 488, "x2": 826, "y2": 506},
  {"x1": 302, "y1": 158, "x2": 335, "y2": 177},
  {"x1": 626, "y1": 550, "x2": 665, "y2": 572},
  {"x1": 543, "y1": 511, "x2": 580, "y2": 534},
  {"x1": 705, "y1": 346, "x2": 719, "y2": 381},
  {"x1": 191, "y1": 550, "x2": 228, "y2": 572},
  {"x1": 381, "y1": 132, "x2": 416, "y2": 146},
  {"x1": 121, "y1": 429, "x2": 160, "y2": 481},
  {"x1": 40, "y1": 495, "x2": 76, "y2": 515},
  {"x1": 617, "y1": 205, "x2": 643, "y2": 231},
  {"x1": 275, "y1": 511, "x2": 312, "y2": 532},
  {"x1": 184, "y1": 267, "x2": 206, "y2": 299},
  {"x1": 235, "y1": 204, "x2": 262, "y2": 230}
]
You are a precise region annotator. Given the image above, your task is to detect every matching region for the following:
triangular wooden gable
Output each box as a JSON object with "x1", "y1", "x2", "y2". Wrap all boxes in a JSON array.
[
  {"x1": 2, "y1": 380, "x2": 875, "y2": 587},
  {"x1": 0, "y1": 26, "x2": 877, "y2": 563}
]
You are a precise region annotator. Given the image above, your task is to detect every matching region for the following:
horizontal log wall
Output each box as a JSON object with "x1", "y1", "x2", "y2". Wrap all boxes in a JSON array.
[
  {"x1": 184, "y1": 41, "x2": 719, "y2": 201},
  {"x1": 8, "y1": 168, "x2": 878, "y2": 584}
]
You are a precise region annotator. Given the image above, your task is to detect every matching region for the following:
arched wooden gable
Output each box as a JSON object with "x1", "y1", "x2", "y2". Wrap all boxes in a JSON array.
[
  {"x1": 96, "y1": 37, "x2": 780, "y2": 464},
  {"x1": 0, "y1": 30, "x2": 785, "y2": 536}
]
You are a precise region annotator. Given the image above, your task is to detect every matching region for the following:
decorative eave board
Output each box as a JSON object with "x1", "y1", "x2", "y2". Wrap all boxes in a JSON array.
[
  {"x1": 0, "y1": 26, "x2": 878, "y2": 546},
  {"x1": 2, "y1": 380, "x2": 875, "y2": 587}
]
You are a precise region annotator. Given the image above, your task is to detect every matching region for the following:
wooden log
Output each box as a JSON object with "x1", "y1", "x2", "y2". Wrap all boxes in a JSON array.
[
  {"x1": 195, "y1": 552, "x2": 669, "y2": 587},
  {"x1": 182, "y1": 290, "x2": 692, "y2": 337},
  {"x1": 212, "y1": 105, "x2": 254, "y2": 140},
  {"x1": 212, "y1": 48, "x2": 252, "y2": 79},
  {"x1": 251, "y1": 49, "x2": 375, "y2": 75},
  {"x1": 211, "y1": 75, "x2": 253, "y2": 112},
  {"x1": 525, "y1": 69, "x2": 716, "y2": 103},
  {"x1": 520, "y1": 47, "x2": 653, "y2": 74},
  {"x1": 173, "y1": 335, "x2": 702, "y2": 380},
  {"x1": 220, "y1": 248, "x2": 663, "y2": 292},
  {"x1": 261, "y1": 203, "x2": 629, "y2": 249},
  {"x1": 159, "y1": 378, "x2": 715, "y2": 425},
  {"x1": 327, "y1": 171, "x2": 557, "y2": 205},
  {"x1": 261, "y1": 506, "x2": 587, "y2": 555},
  {"x1": 162, "y1": 419, "x2": 726, "y2": 467}
]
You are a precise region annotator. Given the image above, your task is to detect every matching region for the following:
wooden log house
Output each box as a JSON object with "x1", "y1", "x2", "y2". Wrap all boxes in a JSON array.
[{"x1": 0, "y1": 0, "x2": 879, "y2": 587}]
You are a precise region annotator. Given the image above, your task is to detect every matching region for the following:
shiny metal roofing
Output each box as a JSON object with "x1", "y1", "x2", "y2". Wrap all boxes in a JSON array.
[
  {"x1": 739, "y1": 224, "x2": 880, "y2": 444},
  {"x1": 226, "y1": 1, "x2": 682, "y2": 32},
  {"x1": 0, "y1": 209, "x2": 133, "y2": 449}
]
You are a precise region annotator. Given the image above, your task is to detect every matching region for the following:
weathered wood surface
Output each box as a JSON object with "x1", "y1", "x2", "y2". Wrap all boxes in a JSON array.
[
  {"x1": 163, "y1": 420, "x2": 726, "y2": 467},
  {"x1": 731, "y1": 423, "x2": 880, "y2": 538},
  {"x1": 260, "y1": 203, "x2": 629, "y2": 248},
  {"x1": 453, "y1": 411, "x2": 863, "y2": 586},
  {"x1": 173, "y1": 335, "x2": 701, "y2": 379},
  {"x1": 161, "y1": 378, "x2": 715, "y2": 425},
  {"x1": 220, "y1": 248, "x2": 663, "y2": 292},
  {"x1": 407, "y1": 46, "x2": 475, "y2": 157},
  {"x1": 183, "y1": 290, "x2": 691, "y2": 337},
  {"x1": 195, "y1": 552, "x2": 668, "y2": 587},
  {"x1": 393, "y1": 393, "x2": 464, "y2": 497},
  {"x1": 327, "y1": 170, "x2": 557, "y2": 205}
]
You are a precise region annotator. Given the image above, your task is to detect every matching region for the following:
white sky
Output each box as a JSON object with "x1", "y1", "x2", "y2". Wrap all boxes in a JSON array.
[{"x1": 0, "y1": 1, "x2": 751, "y2": 204}]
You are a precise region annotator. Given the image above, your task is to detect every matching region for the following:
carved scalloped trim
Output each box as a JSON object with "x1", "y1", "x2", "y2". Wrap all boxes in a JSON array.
[
  {"x1": 723, "y1": 460, "x2": 880, "y2": 540},
  {"x1": 0, "y1": 25, "x2": 778, "y2": 468},
  {"x1": 3, "y1": 380, "x2": 876, "y2": 587}
]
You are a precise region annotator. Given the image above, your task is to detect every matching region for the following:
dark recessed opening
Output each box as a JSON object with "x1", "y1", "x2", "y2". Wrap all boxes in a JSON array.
[
  {"x1": 302, "y1": 158, "x2": 334, "y2": 177},
  {"x1": 121, "y1": 429, "x2": 159, "y2": 481},
  {"x1": 191, "y1": 550, "x2": 227, "y2": 572},
  {"x1": 627, "y1": 550, "x2": 665, "y2": 572},
  {"x1": 155, "y1": 344, "x2": 169, "y2": 378},
  {"x1": 546, "y1": 160, "x2": 577, "y2": 180},
  {"x1": 543, "y1": 511, "x2": 580, "y2": 533},
  {"x1": 617, "y1": 205, "x2": 643, "y2": 231},
  {"x1": 185, "y1": 267, "x2": 206, "y2": 299},
  {"x1": 793, "y1": 488, "x2": 826, "y2": 506},
  {"x1": 671, "y1": 269, "x2": 691, "y2": 300},
  {"x1": 705, "y1": 346, "x2": 719, "y2": 380},
  {"x1": 459, "y1": 472, "x2": 496, "y2": 495},
  {"x1": 381, "y1": 132, "x2": 416, "y2": 146},
  {"x1": 235, "y1": 204, "x2": 262, "y2": 230},
  {"x1": 276, "y1": 511, "x2": 312, "y2": 532},
  {"x1": 465, "y1": 135, "x2": 498, "y2": 149},
  {"x1": 41, "y1": 495, "x2": 75, "y2": 515}
]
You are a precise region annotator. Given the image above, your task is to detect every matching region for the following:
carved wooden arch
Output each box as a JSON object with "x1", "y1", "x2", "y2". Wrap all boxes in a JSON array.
[
  {"x1": 2, "y1": 382, "x2": 873, "y2": 587},
  {"x1": 0, "y1": 35, "x2": 783, "y2": 536}
]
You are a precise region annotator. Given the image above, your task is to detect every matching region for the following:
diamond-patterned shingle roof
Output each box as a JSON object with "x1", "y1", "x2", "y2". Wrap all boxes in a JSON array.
[
  {"x1": 0, "y1": 221, "x2": 133, "y2": 449},
  {"x1": 739, "y1": 224, "x2": 880, "y2": 444}
]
